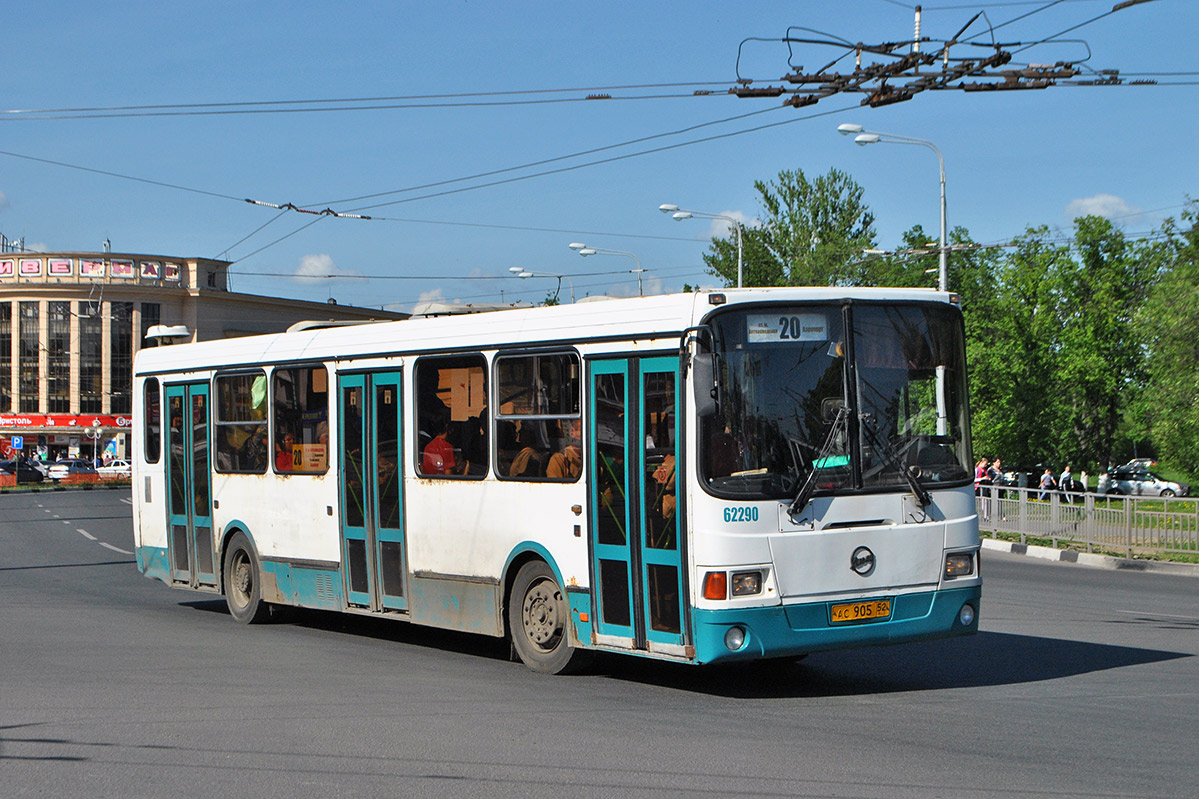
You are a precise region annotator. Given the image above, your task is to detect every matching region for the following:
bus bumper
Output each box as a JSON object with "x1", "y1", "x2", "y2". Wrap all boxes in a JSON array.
[{"x1": 690, "y1": 585, "x2": 981, "y2": 665}]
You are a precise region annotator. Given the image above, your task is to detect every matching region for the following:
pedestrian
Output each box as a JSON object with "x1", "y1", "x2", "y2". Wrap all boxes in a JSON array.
[
  {"x1": 1038, "y1": 468, "x2": 1056, "y2": 501},
  {"x1": 1059, "y1": 464, "x2": 1073, "y2": 504},
  {"x1": 974, "y1": 458, "x2": 989, "y2": 496}
]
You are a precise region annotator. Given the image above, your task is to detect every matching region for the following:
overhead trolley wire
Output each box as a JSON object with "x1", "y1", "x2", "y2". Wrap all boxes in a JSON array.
[{"x1": 0, "y1": 81, "x2": 737, "y2": 117}]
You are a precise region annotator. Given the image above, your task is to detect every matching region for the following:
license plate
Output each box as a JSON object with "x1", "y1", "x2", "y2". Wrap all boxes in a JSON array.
[{"x1": 830, "y1": 599, "x2": 891, "y2": 624}]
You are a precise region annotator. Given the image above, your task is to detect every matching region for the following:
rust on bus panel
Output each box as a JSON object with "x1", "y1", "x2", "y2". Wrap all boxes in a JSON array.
[
  {"x1": 409, "y1": 573, "x2": 504, "y2": 637},
  {"x1": 259, "y1": 568, "x2": 287, "y2": 605}
]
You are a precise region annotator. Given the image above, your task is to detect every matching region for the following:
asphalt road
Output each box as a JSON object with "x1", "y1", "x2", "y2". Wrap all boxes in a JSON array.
[{"x1": 2, "y1": 489, "x2": 1196, "y2": 799}]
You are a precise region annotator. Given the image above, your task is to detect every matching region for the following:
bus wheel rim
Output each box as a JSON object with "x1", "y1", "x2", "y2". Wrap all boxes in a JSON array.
[
  {"x1": 522, "y1": 578, "x2": 561, "y2": 650},
  {"x1": 231, "y1": 551, "x2": 252, "y2": 603}
]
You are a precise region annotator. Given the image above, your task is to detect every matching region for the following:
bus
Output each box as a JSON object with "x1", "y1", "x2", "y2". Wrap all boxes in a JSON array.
[{"x1": 131, "y1": 287, "x2": 981, "y2": 673}]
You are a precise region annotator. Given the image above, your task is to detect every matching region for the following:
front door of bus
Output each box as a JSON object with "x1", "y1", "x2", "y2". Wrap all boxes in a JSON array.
[
  {"x1": 589, "y1": 356, "x2": 686, "y2": 653},
  {"x1": 338, "y1": 372, "x2": 407, "y2": 612},
  {"x1": 165, "y1": 382, "x2": 216, "y2": 588}
]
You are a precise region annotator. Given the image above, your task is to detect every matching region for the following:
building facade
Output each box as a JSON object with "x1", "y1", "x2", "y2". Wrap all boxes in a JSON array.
[{"x1": 0, "y1": 250, "x2": 404, "y2": 461}]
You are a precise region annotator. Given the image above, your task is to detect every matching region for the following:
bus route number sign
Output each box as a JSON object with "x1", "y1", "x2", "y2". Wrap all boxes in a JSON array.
[{"x1": 746, "y1": 313, "x2": 828, "y2": 343}]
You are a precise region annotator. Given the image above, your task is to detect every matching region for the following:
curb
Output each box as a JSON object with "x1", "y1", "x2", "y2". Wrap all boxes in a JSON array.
[{"x1": 981, "y1": 537, "x2": 1199, "y2": 577}]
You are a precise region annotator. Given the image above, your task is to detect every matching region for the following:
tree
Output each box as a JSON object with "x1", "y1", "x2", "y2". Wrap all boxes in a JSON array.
[
  {"x1": 1053, "y1": 216, "x2": 1150, "y2": 467},
  {"x1": 1140, "y1": 203, "x2": 1199, "y2": 467},
  {"x1": 703, "y1": 167, "x2": 877, "y2": 287},
  {"x1": 967, "y1": 226, "x2": 1068, "y2": 466}
]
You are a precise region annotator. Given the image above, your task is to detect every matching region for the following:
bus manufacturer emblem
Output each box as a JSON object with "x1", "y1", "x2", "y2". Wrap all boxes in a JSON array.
[{"x1": 850, "y1": 546, "x2": 876, "y2": 576}]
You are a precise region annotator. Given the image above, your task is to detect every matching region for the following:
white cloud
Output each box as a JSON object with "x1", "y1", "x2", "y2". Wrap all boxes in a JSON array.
[
  {"x1": 416, "y1": 288, "x2": 446, "y2": 304},
  {"x1": 704, "y1": 210, "x2": 756, "y2": 240},
  {"x1": 294, "y1": 253, "x2": 355, "y2": 283},
  {"x1": 0, "y1": 190, "x2": 9, "y2": 211},
  {"x1": 1065, "y1": 194, "x2": 1141, "y2": 222}
]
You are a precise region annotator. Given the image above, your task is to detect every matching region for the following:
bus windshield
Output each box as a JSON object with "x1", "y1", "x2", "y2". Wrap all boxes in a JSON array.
[{"x1": 701, "y1": 302, "x2": 971, "y2": 499}]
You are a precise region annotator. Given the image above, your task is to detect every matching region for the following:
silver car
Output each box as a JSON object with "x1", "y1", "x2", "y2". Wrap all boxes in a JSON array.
[{"x1": 1098, "y1": 468, "x2": 1189, "y2": 498}]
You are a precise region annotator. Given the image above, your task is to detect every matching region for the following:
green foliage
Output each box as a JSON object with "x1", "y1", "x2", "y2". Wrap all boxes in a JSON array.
[
  {"x1": 1140, "y1": 202, "x2": 1199, "y2": 469},
  {"x1": 698, "y1": 163, "x2": 1194, "y2": 482},
  {"x1": 703, "y1": 167, "x2": 877, "y2": 287}
]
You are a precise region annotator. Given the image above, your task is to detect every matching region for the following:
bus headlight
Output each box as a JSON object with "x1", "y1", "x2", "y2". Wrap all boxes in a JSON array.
[
  {"x1": 724, "y1": 626, "x2": 747, "y2": 650},
  {"x1": 944, "y1": 553, "x2": 974, "y2": 578},
  {"x1": 730, "y1": 571, "x2": 762, "y2": 596}
]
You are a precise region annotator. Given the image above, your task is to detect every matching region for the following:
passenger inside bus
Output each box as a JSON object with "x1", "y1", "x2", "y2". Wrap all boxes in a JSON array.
[
  {"x1": 546, "y1": 419, "x2": 582, "y2": 479},
  {"x1": 508, "y1": 424, "x2": 543, "y2": 478},
  {"x1": 422, "y1": 418, "x2": 461, "y2": 475}
]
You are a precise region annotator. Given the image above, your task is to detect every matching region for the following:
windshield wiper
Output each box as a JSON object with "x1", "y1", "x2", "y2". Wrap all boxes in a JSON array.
[
  {"x1": 860, "y1": 417, "x2": 932, "y2": 507},
  {"x1": 788, "y1": 406, "x2": 848, "y2": 518}
]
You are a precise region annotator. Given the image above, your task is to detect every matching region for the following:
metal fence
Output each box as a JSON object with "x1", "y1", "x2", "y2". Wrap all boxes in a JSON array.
[{"x1": 975, "y1": 485, "x2": 1199, "y2": 557}]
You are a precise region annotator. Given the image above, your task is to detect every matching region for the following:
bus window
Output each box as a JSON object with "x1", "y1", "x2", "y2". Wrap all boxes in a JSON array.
[
  {"x1": 272, "y1": 366, "x2": 329, "y2": 474},
  {"x1": 495, "y1": 352, "x2": 580, "y2": 481},
  {"x1": 213, "y1": 372, "x2": 268, "y2": 474},
  {"x1": 415, "y1": 354, "x2": 487, "y2": 478},
  {"x1": 144, "y1": 378, "x2": 161, "y2": 463}
]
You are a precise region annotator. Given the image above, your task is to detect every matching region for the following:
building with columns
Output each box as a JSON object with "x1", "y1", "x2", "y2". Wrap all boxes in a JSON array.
[{"x1": 0, "y1": 249, "x2": 404, "y2": 461}]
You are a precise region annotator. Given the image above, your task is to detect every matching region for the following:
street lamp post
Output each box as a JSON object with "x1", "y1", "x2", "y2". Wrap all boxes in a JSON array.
[
  {"x1": 568, "y1": 243, "x2": 644, "y2": 296},
  {"x1": 659, "y1": 204, "x2": 745, "y2": 288},
  {"x1": 508, "y1": 266, "x2": 575, "y2": 303},
  {"x1": 837, "y1": 123, "x2": 948, "y2": 292}
]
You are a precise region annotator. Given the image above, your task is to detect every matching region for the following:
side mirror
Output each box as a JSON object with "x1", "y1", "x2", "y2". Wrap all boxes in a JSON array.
[{"x1": 692, "y1": 353, "x2": 718, "y2": 418}]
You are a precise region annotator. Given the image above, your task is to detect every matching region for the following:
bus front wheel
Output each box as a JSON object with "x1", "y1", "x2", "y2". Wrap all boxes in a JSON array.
[
  {"x1": 223, "y1": 532, "x2": 272, "y2": 624},
  {"x1": 508, "y1": 561, "x2": 591, "y2": 675}
]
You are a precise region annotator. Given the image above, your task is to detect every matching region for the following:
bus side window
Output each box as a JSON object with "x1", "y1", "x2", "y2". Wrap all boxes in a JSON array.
[
  {"x1": 415, "y1": 354, "x2": 487, "y2": 478},
  {"x1": 495, "y1": 352, "x2": 581, "y2": 482},
  {"x1": 144, "y1": 377, "x2": 161, "y2": 463},
  {"x1": 271, "y1": 366, "x2": 329, "y2": 474},
  {"x1": 213, "y1": 372, "x2": 268, "y2": 474}
]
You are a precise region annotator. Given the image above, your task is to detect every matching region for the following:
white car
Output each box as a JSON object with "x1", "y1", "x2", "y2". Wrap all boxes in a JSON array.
[{"x1": 97, "y1": 459, "x2": 132, "y2": 477}]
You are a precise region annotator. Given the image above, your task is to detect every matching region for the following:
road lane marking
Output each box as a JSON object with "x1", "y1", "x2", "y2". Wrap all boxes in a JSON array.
[
  {"x1": 77, "y1": 529, "x2": 97, "y2": 541},
  {"x1": 120, "y1": 497, "x2": 132, "y2": 505},
  {"x1": 99, "y1": 542, "x2": 132, "y2": 555}
]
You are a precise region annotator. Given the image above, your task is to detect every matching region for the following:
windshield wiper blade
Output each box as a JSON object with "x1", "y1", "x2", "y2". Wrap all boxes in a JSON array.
[
  {"x1": 860, "y1": 419, "x2": 931, "y2": 507},
  {"x1": 788, "y1": 407, "x2": 847, "y2": 518}
]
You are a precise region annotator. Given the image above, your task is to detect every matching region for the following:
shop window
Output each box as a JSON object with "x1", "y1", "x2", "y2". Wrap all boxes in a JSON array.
[
  {"x1": 495, "y1": 352, "x2": 581, "y2": 481},
  {"x1": 272, "y1": 366, "x2": 329, "y2": 474},
  {"x1": 213, "y1": 372, "x2": 268, "y2": 474}
]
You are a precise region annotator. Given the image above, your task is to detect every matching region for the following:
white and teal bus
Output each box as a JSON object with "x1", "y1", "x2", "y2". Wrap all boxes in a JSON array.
[{"x1": 131, "y1": 287, "x2": 981, "y2": 673}]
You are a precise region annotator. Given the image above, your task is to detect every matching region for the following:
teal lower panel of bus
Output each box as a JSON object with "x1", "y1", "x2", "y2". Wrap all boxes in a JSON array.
[
  {"x1": 691, "y1": 585, "x2": 981, "y2": 665},
  {"x1": 261, "y1": 559, "x2": 343, "y2": 611},
  {"x1": 138, "y1": 546, "x2": 170, "y2": 583}
]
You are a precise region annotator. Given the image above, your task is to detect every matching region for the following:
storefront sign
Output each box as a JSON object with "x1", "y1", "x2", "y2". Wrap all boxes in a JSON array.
[{"x1": 0, "y1": 414, "x2": 134, "y2": 429}]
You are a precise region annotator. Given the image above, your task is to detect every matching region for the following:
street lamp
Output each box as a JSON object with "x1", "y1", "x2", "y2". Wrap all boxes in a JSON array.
[
  {"x1": 568, "y1": 243, "x2": 644, "y2": 296},
  {"x1": 508, "y1": 265, "x2": 575, "y2": 303},
  {"x1": 837, "y1": 123, "x2": 948, "y2": 292},
  {"x1": 659, "y1": 204, "x2": 745, "y2": 289}
]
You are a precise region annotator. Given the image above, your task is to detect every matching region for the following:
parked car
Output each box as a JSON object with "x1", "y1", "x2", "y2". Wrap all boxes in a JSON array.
[
  {"x1": 47, "y1": 459, "x2": 99, "y2": 480},
  {"x1": 0, "y1": 459, "x2": 46, "y2": 484},
  {"x1": 97, "y1": 459, "x2": 131, "y2": 477},
  {"x1": 994, "y1": 465, "x2": 1046, "y2": 491},
  {"x1": 1119, "y1": 458, "x2": 1158, "y2": 471},
  {"x1": 1098, "y1": 468, "x2": 1189, "y2": 498}
]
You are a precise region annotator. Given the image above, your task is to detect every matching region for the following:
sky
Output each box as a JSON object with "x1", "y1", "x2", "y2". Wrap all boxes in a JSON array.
[{"x1": 0, "y1": 0, "x2": 1193, "y2": 312}]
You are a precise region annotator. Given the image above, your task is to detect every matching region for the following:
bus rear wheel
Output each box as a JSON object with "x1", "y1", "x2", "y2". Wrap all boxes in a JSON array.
[
  {"x1": 509, "y1": 561, "x2": 591, "y2": 674},
  {"x1": 223, "y1": 532, "x2": 272, "y2": 624}
]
